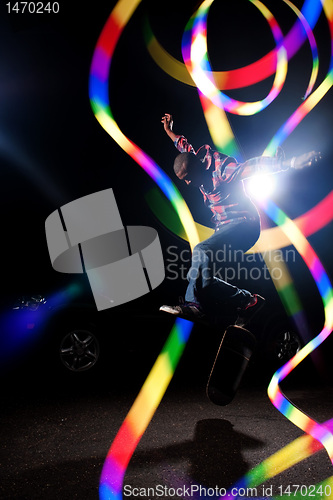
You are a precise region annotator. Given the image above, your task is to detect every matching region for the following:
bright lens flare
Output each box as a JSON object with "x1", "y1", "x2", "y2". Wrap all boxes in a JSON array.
[{"x1": 245, "y1": 174, "x2": 277, "y2": 200}]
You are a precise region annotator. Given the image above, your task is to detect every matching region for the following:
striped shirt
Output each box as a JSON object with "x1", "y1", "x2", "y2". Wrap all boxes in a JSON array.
[{"x1": 174, "y1": 135, "x2": 285, "y2": 228}]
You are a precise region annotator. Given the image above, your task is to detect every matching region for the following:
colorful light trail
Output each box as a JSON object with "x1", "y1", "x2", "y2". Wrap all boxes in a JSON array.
[
  {"x1": 88, "y1": 0, "x2": 333, "y2": 498},
  {"x1": 183, "y1": 0, "x2": 333, "y2": 480},
  {"x1": 89, "y1": 1, "x2": 199, "y2": 498}
]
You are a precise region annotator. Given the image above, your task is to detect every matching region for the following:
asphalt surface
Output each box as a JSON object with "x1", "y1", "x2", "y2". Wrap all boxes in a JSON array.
[{"x1": 1, "y1": 348, "x2": 333, "y2": 500}]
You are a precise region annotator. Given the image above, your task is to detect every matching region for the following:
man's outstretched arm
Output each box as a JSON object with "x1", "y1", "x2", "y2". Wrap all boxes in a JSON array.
[
  {"x1": 238, "y1": 150, "x2": 322, "y2": 179},
  {"x1": 161, "y1": 113, "x2": 178, "y2": 143},
  {"x1": 161, "y1": 113, "x2": 195, "y2": 153}
]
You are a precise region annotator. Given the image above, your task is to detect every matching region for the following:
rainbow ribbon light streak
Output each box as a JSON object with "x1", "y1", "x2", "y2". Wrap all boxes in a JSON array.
[
  {"x1": 89, "y1": 0, "x2": 333, "y2": 498},
  {"x1": 145, "y1": 0, "x2": 322, "y2": 92},
  {"x1": 221, "y1": 418, "x2": 333, "y2": 499},
  {"x1": 89, "y1": 0, "x2": 200, "y2": 252},
  {"x1": 264, "y1": 0, "x2": 333, "y2": 155},
  {"x1": 183, "y1": 0, "x2": 333, "y2": 481},
  {"x1": 182, "y1": 0, "x2": 288, "y2": 117},
  {"x1": 89, "y1": 0, "x2": 199, "y2": 498},
  {"x1": 263, "y1": 200, "x2": 333, "y2": 461},
  {"x1": 145, "y1": 0, "x2": 333, "y2": 238},
  {"x1": 99, "y1": 318, "x2": 192, "y2": 499},
  {"x1": 220, "y1": 203, "x2": 333, "y2": 498}
]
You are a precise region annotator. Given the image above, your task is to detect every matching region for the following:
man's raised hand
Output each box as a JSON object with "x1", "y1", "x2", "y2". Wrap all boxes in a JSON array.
[
  {"x1": 161, "y1": 113, "x2": 173, "y2": 132},
  {"x1": 291, "y1": 151, "x2": 322, "y2": 169}
]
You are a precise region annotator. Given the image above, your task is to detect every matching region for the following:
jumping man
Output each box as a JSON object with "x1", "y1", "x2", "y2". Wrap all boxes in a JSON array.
[{"x1": 159, "y1": 113, "x2": 321, "y2": 324}]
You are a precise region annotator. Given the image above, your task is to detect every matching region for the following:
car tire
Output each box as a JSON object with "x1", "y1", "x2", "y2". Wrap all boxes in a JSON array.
[
  {"x1": 59, "y1": 327, "x2": 100, "y2": 373},
  {"x1": 263, "y1": 319, "x2": 302, "y2": 367}
]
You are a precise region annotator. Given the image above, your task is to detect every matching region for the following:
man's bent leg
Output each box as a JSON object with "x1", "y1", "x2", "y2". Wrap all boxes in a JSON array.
[
  {"x1": 184, "y1": 221, "x2": 259, "y2": 311},
  {"x1": 160, "y1": 220, "x2": 262, "y2": 323}
]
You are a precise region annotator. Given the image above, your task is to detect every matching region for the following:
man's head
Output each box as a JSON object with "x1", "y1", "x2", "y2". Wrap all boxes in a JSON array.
[{"x1": 173, "y1": 152, "x2": 203, "y2": 186}]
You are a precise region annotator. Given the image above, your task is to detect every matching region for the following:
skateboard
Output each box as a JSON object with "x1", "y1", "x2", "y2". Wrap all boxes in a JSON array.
[
  {"x1": 206, "y1": 324, "x2": 257, "y2": 406},
  {"x1": 206, "y1": 300, "x2": 264, "y2": 405},
  {"x1": 160, "y1": 296, "x2": 264, "y2": 405}
]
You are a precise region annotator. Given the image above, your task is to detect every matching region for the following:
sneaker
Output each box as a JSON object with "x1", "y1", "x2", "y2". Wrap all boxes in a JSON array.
[
  {"x1": 236, "y1": 294, "x2": 265, "y2": 326},
  {"x1": 159, "y1": 301, "x2": 207, "y2": 323}
]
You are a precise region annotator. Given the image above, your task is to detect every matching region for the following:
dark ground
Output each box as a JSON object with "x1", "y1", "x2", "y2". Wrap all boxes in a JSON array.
[{"x1": 1, "y1": 327, "x2": 333, "y2": 500}]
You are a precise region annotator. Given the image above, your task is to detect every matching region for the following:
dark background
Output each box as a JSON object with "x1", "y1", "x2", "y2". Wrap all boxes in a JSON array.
[
  {"x1": 0, "y1": 0, "x2": 332, "y2": 357},
  {"x1": 1, "y1": 3, "x2": 333, "y2": 498}
]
